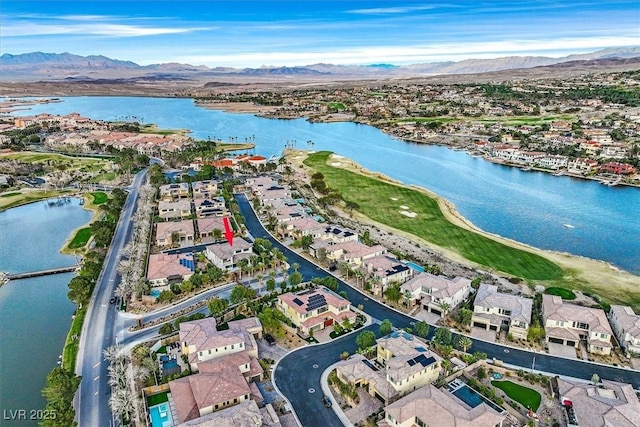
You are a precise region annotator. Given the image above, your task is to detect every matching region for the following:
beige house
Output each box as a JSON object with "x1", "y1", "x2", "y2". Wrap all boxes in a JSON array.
[
  {"x1": 158, "y1": 199, "x2": 192, "y2": 220},
  {"x1": 472, "y1": 284, "x2": 532, "y2": 339},
  {"x1": 558, "y1": 378, "x2": 640, "y2": 427},
  {"x1": 170, "y1": 317, "x2": 265, "y2": 425},
  {"x1": 277, "y1": 286, "x2": 356, "y2": 335},
  {"x1": 336, "y1": 354, "x2": 399, "y2": 404},
  {"x1": 155, "y1": 219, "x2": 194, "y2": 247},
  {"x1": 159, "y1": 182, "x2": 190, "y2": 201},
  {"x1": 285, "y1": 217, "x2": 325, "y2": 240},
  {"x1": 311, "y1": 239, "x2": 387, "y2": 266},
  {"x1": 204, "y1": 237, "x2": 252, "y2": 271},
  {"x1": 362, "y1": 255, "x2": 413, "y2": 293},
  {"x1": 177, "y1": 400, "x2": 281, "y2": 427},
  {"x1": 146, "y1": 253, "x2": 195, "y2": 289},
  {"x1": 380, "y1": 384, "x2": 505, "y2": 427},
  {"x1": 542, "y1": 295, "x2": 613, "y2": 355},
  {"x1": 609, "y1": 305, "x2": 640, "y2": 355},
  {"x1": 191, "y1": 180, "x2": 218, "y2": 199},
  {"x1": 194, "y1": 197, "x2": 226, "y2": 218},
  {"x1": 376, "y1": 331, "x2": 442, "y2": 396},
  {"x1": 197, "y1": 216, "x2": 226, "y2": 240},
  {"x1": 401, "y1": 272, "x2": 472, "y2": 317}
]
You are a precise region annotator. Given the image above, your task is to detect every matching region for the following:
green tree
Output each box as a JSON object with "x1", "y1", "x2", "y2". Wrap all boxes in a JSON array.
[
  {"x1": 434, "y1": 327, "x2": 452, "y2": 345},
  {"x1": 288, "y1": 271, "x2": 302, "y2": 287},
  {"x1": 207, "y1": 297, "x2": 229, "y2": 316},
  {"x1": 266, "y1": 277, "x2": 276, "y2": 292},
  {"x1": 258, "y1": 308, "x2": 286, "y2": 340},
  {"x1": 67, "y1": 276, "x2": 92, "y2": 305},
  {"x1": 414, "y1": 321, "x2": 430, "y2": 339},
  {"x1": 455, "y1": 308, "x2": 473, "y2": 326},
  {"x1": 457, "y1": 336, "x2": 473, "y2": 352},
  {"x1": 230, "y1": 285, "x2": 256, "y2": 304},
  {"x1": 477, "y1": 366, "x2": 487, "y2": 380},
  {"x1": 356, "y1": 330, "x2": 376, "y2": 350},
  {"x1": 179, "y1": 280, "x2": 194, "y2": 293},
  {"x1": 383, "y1": 283, "x2": 402, "y2": 305},
  {"x1": 41, "y1": 367, "x2": 81, "y2": 427},
  {"x1": 156, "y1": 290, "x2": 174, "y2": 303},
  {"x1": 159, "y1": 323, "x2": 175, "y2": 335},
  {"x1": 379, "y1": 319, "x2": 393, "y2": 336}
]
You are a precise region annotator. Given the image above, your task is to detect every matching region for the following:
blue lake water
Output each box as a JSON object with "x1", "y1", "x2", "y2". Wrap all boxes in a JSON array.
[
  {"x1": 0, "y1": 199, "x2": 92, "y2": 425},
  {"x1": 11, "y1": 96, "x2": 640, "y2": 275}
]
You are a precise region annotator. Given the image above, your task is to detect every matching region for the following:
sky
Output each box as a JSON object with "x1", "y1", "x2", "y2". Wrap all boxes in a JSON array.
[{"x1": 1, "y1": 0, "x2": 638, "y2": 67}]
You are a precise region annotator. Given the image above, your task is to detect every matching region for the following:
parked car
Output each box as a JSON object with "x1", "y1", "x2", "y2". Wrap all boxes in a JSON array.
[
  {"x1": 264, "y1": 333, "x2": 276, "y2": 346},
  {"x1": 322, "y1": 395, "x2": 332, "y2": 408},
  {"x1": 109, "y1": 296, "x2": 117, "y2": 304}
]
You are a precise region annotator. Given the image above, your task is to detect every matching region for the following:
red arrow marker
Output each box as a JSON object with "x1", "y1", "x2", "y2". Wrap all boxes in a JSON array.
[{"x1": 223, "y1": 217, "x2": 234, "y2": 246}]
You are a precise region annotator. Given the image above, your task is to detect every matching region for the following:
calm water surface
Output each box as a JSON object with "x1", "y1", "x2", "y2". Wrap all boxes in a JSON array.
[
  {"x1": 0, "y1": 199, "x2": 91, "y2": 425},
  {"x1": 12, "y1": 96, "x2": 640, "y2": 274}
]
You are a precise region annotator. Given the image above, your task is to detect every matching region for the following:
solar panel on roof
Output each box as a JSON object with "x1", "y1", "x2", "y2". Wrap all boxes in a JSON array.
[
  {"x1": 407, "y1": 359, "x2": 416, "y2": 367},
  {"x1": 293, "y1": 298, "x2": 303, "y2": 306}
]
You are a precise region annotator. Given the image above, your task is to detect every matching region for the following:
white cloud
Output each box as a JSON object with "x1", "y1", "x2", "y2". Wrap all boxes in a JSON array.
[{"x1": 346, "y1": 5, "x2": 438, "y2": 15}]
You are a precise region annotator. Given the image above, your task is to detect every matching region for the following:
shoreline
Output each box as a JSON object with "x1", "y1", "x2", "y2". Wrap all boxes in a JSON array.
[
  {"x1": 292, "y1": 150, "x2": 640, "y2": 308},
  {"x1": 59, "y1": 193, "x2": 103, "y2": 255}
]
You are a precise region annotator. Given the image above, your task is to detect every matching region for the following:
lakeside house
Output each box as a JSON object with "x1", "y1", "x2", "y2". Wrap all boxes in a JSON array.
[
  {"x1": 277, "y1": 286, "x2": 356, "y2": 335},
  {"x1": 542, "y1": 295, "x2": 613, "y2": 355},
  {"x1": 169, "y1": 317, "x2": 264, "y2": 424},
  {"x1": 471, "y1": 284, "x2": 532, "y2": 339},
  {"x1": 176, "y1": 400, "x2": 281, "y2": 426},
  {"x1": 557, "y1": 378, "x2": 640, "y2": 427},
  {"x1": 204, "y1": 237, "x2": 252, "y2": 271},
  {"x1": 379, "y1": 383, "x2": 505, "y2": 427},
  {"x1": 400, "y1": 272, "x2": 472, "y2": 317},
  {"x1": 146, "y1": 253, "x2": 195, "y2": 289},
  {"x1": 155, "y1": 219, "x2": 195, "y2": 247},
  {"x1": 608, "y1": 305, "x2": 640, "y2": 355},
  {"x1": 361, "y1": 255, "x2": 413, "y2": 293}
]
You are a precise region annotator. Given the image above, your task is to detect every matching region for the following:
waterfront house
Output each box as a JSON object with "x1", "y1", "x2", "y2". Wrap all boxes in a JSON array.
[
  {"x1": 204, "y1": 237, "x2": 252, "y2": 271},
  {"x1": 194, "y1": 197, "x2": 226, "y2": 218},
  {"x1": 158, "y1": 199, "x2": 192, "y2": 221},
  {"x1": 170, "y1": 317, "x2": 264, "y2": 424},
  {"x1": 155, "y1": 220, "x2": 195, "y2": 247},
  {"x1": 379, "y1": 383, "x2": 505, "y2": 427},
  {"x1": 146, "y1": 253, "x2": 195, "y2": 289},
  {"x1": 311, "y1": 240, "x2": 387, "y2": 267},
  {"x1": 191, "y1": 180, "x2": 218, "y2": 199},
  {"x1": 318, "y1": 225, "x2": 359, "y2": 243},
  {"x1": 609, "y1": 305, "x2": 640, "y2": 355},
  {"x1": 277, "y1": 286, "x2": 356, "y2": 335},
  {"x1": 159, "y1": 183, "x2": 190, "y2": 201},
  {"x1": 542, "y1": 295, "x2": 613, "y2": 355},
  {"x1": 401, "y1": 272, "x2": 471, "y2": 317},
  {"x1": 285, "y1": 217, "x2": 325, "y2": 240},
  {"x1": 362, "y1": 255, "x2": 413, "y2": 293},
  {"x1": 177, "y1": 400, "x2": 280, "y2": 426},
  {"x1": 599, "y1": 162, "x2": 636, "y2": 176},
  {"x1": 537, "y1": 155, "x2": 568, "y2": 170},
  {"x1": 568, "y1": 158, "x2": 599, "y2": 174},
  {"x1": 375, "y1": 331, "x2": 442, "y2": 395},
  {"x1": 471, "y1": 284, "x2": 532, "y2": 339},
  {"x1": 557, "y1": 378, "x2": 640, "y2": 427}
]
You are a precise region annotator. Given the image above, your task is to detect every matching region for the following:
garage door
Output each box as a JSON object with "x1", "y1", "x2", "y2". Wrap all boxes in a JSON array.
[
  {"x1": 566, "y1": 340, "x2": 576, "y2": 347},
  {"x1": 549, "y1": 337, "x2": 564, "y2": 344},
  {"x1": 430, "y1": 308, "x2": 442, "y2": 317},
  {"x1": 473, "y1": 321, "x2": 486, "y2": 329}
]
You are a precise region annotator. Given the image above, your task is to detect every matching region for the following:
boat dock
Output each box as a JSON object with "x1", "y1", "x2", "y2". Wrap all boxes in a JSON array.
[{"x1": 4, "y1": 266, "x2": 78, "y2": 281}]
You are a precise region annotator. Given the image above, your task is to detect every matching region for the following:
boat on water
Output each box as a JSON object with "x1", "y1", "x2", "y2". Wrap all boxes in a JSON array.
[
  {"x1": 522, "y1": 167, "x2": 532, "y2": 171},
  {"x1": 563, "y1": 224, "x2": 575, "y2": 229},
  {"x1": 607, "y1": 180, "x2": 620, "y2": 187},
  {"x1": 553, "y1": 171, "x2": 564, "y2": 176}
]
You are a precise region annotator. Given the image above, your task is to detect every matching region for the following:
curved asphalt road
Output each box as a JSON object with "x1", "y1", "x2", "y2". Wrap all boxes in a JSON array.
[
  {"x1": 75, "y1": 169, "x2": 147, "y2": 427},
  {"x1": 235, "y1": 193, "x2": 640, "y2": 427}
]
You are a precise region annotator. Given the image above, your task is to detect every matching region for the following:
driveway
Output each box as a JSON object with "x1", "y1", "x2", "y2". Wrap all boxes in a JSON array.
[
  {"x1": 257, "y1": 337, "x2": 289, "y2": 362},
  {"x1": 548, "y1": 342, "x2": 577, "y2": 359}
]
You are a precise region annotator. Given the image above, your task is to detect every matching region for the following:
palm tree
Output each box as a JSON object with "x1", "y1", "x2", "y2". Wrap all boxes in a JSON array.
[
  {"x1": 458, "y1": 336, "x2": 473, "y2": 353},
  {"x1": 437, "y1": 301, "x2": 451, "y2": 316},
  {"x1": 339, "y1": 262, "x2": 351, "y2": 280},
  {"x1": 256, "y1": 273, "x2": 264, "y2": 294},
  {"x1": 237, "y1": 258, "x2": 249, "y2": 279},
  {"x1": 271, "y1": 248, "x2": 283, "y2": 268},
  {"x1": 292, "y1": 262, "x2": 300, "y2": 274}
]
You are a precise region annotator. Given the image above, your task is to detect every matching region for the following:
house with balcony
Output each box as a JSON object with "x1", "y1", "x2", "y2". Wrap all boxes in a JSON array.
[
  {"x1": 285, "y1": 217, "x2": 325, "y2": 240},
  {"x1": 169, "y1": 317, "x2": 264, "y2": 424},
  {"x1": 609, "y1": 305, "x2": 640, "y2": 355},
  {"x1": 155, "y1": 220, "x2": 195, "y2": 247},
  {"x1": 204, "y1": 237, "x2": 252, "y2": 271},
  {"x1": 194, "y1": 197, "x2": 226, "y2": 218},
  {"x1": 557, "y1": 378, "x2": 640, "y2": 427},
  {"x1": 310, "y1": 239, "x2": 386, "y2": 267},
  {"x1": 277, "y1": 286, "x2": 356, "y2": 335},
  {"x1": 379, "y1": 383, "x2": 505, "y2": 427},
  {"x1": 362, "y1": 255, "x2": 413, "y2": 294},
  {"x1": 542, "y1": 295, "x2": 613, "y2": 355},
  {"x1": 471, "y1": 284, "x2": 532, "y2": 339},
  {"x1": 191, "y1": 180, "x2": 218, "y2": 199},
  {"x1": 159, "y1": 182, "x2": 190, "y2": 201},
  {"x1": 401, "y1": 272, "x2": 472, "y2": 318},
  {"x1": 146, "y1": 253, "x2": 195, "y2": 289},
  {"x1": 158, "y1": 199, "x2": 192, "y2": 221},
  {"x1": 375, "y1": 331, "x2": 442, "y2": 396}
]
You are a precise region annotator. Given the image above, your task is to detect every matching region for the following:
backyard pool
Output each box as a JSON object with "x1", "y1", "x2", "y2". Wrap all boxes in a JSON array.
[
  {"x1": 150, "y1": 289, "x2": 161, "y2": 298},
  {"x1": 149, "y1": 402, "x2": 173, "y2": 427},
  {"x1": 451, "y1": 383, "x2": 505, "y2": 414},
  {"x1": 405, "y1": 261, "x2": 424, "y2": 273}
]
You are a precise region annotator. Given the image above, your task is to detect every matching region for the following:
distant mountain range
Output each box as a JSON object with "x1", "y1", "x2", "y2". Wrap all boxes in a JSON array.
[{"x1": 1, "y1": 47, "x2": 639, "y2": 81}]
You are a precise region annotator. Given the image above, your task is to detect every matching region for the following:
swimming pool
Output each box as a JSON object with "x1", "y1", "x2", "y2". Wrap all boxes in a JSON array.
[
  {"x1": 452, "y1": 384, "x2": 504, "y2": 414},
  {"x1": 149, "y1": 402, "x2": 173, "y2": 427},
  {"x1": 150, "y1": 289, "x2": 161, "y2": 298},
  {"x1": 405, "y1": 261, "x2": 425, "y2": 273}
]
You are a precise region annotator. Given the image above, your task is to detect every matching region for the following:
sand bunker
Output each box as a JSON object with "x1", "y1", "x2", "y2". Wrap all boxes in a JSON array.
[
  {"x1": 330, "y1": 162, "x2": 342, "y2": 167},
  {"x1": 400, "y1": 205, "x2": 409, "y2": 210},
  {"x1": 390, "y1": 197, "x2": 398, "y2": 201},
  {"x1": 400, "y1": 210, "x2": 417, "y2": 218},
  {"x1": 331, "y1": 154, "x2": 345, "y2": 159}
]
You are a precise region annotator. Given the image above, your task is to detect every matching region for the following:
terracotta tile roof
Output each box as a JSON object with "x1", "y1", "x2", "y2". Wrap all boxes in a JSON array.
[
  {"x1": 542, "y1": 294, "x2": 613, "y2": 335},
  {"x1": 278, "y1": 286, "x2": 351, "y2": 316},
  {"x1": 474, "y1": 284, "x2": 532, "y2": 324},
  {"x1": 146, "y1": 253, "x2": 194, "y2": 281}
]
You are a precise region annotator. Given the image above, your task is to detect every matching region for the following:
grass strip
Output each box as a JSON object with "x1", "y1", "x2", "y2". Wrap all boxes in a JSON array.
[
  {"x1": 544, "y1": 287, "x2": 576, "y2": 300},
  {"x1": 62, "y1": 306, "x2": 87, "y2": 372},
  {"x1": 90, "y1": 191, "x2": 108, "y2": 205},
  {"x1": 491, "y1": 380, "x2": 541, "y2": 411},
  {"x1": 68, "y1": 227, "x2": 92, "y2": 249},
  {"x1": 304, "y1": 151, "x2": 563, "y2": 280},
  {"x1": 147, "y1": 391, "x2": 169, "y2": 406}
]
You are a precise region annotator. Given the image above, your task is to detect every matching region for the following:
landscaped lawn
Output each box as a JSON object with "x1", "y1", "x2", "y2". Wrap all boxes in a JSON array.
[
  {"x1": 147, "y1": 391, "x2": 169, "y2": 407},
  {"x1": 304, "y1": 151, "x2": 563, "y2": 281},
  {"x1": 90, "y1": 191, "x2": 108, "y2": 205},
  {"x1": 327, "y1": 102, "x2": 346, "y2": 110},
  {"x1": 68, "y1": 227, "x2": 92, "y2": 249},
  {"x1": 62, "y1": 306, "x2": 86, "y2": 371},
  {"x1": 0, "y1": 190, "x2": 71, "y2": 211},
  {"x1": 544, "y1": 287, "x2": 576, "y2": 300},
  {"x1": 491, "y1": 380, "x2": 541, "y2": 411},
  {"x1": 0, "y1": 192, "x2": 21, "y2": 198}
]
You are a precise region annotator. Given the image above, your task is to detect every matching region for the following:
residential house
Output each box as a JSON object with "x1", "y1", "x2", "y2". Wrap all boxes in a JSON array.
[
  {"x1": 537, "y1": 155, "x2": 568, "y2": 170},
  {"x1": 155, "y1": 220, "x2": 195, "y2": 247},
  {"x1": 609, "y1": 305, "x2": 640, "y2": 355},
  {"x1": 335, "y1": 354, "x2": 399, "y2": 405},
  {"x1": 542, "y1": 294, "x2": 613, "y2": 355},
  {"x1": 194, "y1": 197, "x2": 226, "y2": 218},
  {"x1": 380, "y1": 384, "x2": 505, "y2": 427},
  {"x1": 191, "y1": 180, "x2": 218, "y2": 199},
  {"x1": 401, "y1": 272, "x2": 472, "y2": 317},
  {"x1": 285, "y1": 217, "x2": 325, "y2": 240},
  {"x1": 375, "y1": 331, "x2": 442, "y2": 396},
  {"x1": 146, "y1": 253, "x2": 195, "y2": 289},
  {"x1": 277, "y1": 286, "x2": 356, "y2": 335},
  {"x1": 170, "y1": 317, "x2": 264, "y2": 424},
  {"x1": 159, "y1": 183, "x2": 190, "y2": 201},
  {"x1": 204, "y1": 237, "x2": 252, "y2": 271},
  {"x1": 197, "y1": 216, "x2": 227, "y2": 240},
  {"x1": 311, "y1": 240, "x2": 386, "y2": 267},
  {"x1": 557, "y1": 378, "x2": 640, "y2": 427},
  {"x1": 471, "y1": 284, "x2": 532, "y2": 339},
  {"x1": 568, "y1": 158, "x2": 599, "y2": 174},
  {"x1": 599, "y1": 162, "x2": 636, "y2": 175},
  {"x1": 158, "y1": 199, "x2": 192, "y2": 221},
  {"x1": 176, "y1": 400, "x2": 281, "y2": 427},
  {"x1": 362, "y1": 255, "x2": 413, "y2": 294}
]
